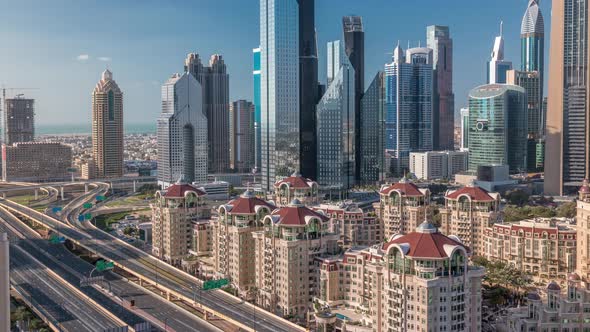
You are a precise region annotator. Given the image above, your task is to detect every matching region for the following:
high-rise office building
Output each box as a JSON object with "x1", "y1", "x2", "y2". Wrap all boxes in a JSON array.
[
  {"x1": 185, "y1": 53, "x2": 230, "y2": 174},
  {"x1": 359, "y1": 72, "x2": 385, "y2": 185},
  {"x1": 3, "y1": 96, "x2": 34, "y2": 145},
  {"x1": 253, "y1": 47, "x2": 262, "y2": 171},
  {"x1": 468, "y1": 84, "x2": 527, "y2": 173},
  {"x1": 317, "y1": 40, "x2": 355, "y2": 192},
  {"x1": 460, "y1": 107, "x2": 469, "y2": 151},
  {"x1": 259, "y1": 0, "x2": 300, "y2": 191},
  {"x1": 229, "y1": 100, "x2": 255, "y2": 172},
  {"x1": 157, "y1": 73, "x2": 207, "y2": 188},
  {"x1": 521, "y1": 0, "x2": 545, "y2": 77},
  {"x1": 298, "y1": 0, "x2": 319, "y2": 181},
  {"x1": 545, "y1": 0, "x2": 589, "y2": 195},
  {"x1": 427, "y1": 25, "x2": 454, "y2": 150},
  {"x1": 487, "y1": 22, "x2": 513, "y2": 84},
  {"x1": 342, "y1": 16, "x2": 364, "y2": 181},
  {"x1": 91, "y1": 69, "x2": 123, "y2": 178},
  {"x1": 385, "y1": 45, "x2": 434, "y2": 176}
]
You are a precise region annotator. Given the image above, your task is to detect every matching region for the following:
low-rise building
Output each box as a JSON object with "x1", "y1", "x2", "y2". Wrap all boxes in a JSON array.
[
  {"x1": 409, "y1": 150, "x2": 468, "y2": 180},
  {"x1": 314, "y1": 202, "x2": 382, "y2": 249},
  {"x1": 151, "y1": 181, "x2": 210, "y2": 264},
  {"x1": 213, "y1": 190, "x2": 275, "y2": 297},
  {"x1": 273, "y1": 172, "x2": 319, "y2": 206},
  {"x1": 504, "y1": 277, "x2": 590, "y2": 332},
  {"x1": 484, "y1": 219, "x2": 576, "y2": 280},
  {"x1": 316, "y1": 223, "x2": 485, "y2": 332},
  {"x1": 2, "y1": 142, "x2": 72, "y2": 182},
  {"x1": 376, "y1": 178, "x2": 430, "y2": 238},
  {"x1": 252, "y1": 199, "x2": 339, "y2": 319},
  {"x1": 440, "y1": 185, "x2": 500, "y2": 256}
]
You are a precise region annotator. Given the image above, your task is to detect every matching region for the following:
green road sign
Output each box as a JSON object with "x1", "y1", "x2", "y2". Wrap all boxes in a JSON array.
[
  {"x1": 203, "y1": 279, "x2": 229, "y2": 290},
  {"x1": 66, "y1": 167, "x2": 78, "y2": 173},
  {"x1": 84, "y1": 213, "x2": 92, "y2": 220},
  {"x1": 48, "y1": 234, "x2": 65, "y2": 244},
  {"x1": 95, "y1": 260, "x2": 115, "y2": 272},
  {"x1": 83, "y1": 202, "x2": 93, "y2": 209},
  {"x1": 96, "y1": 195, "x2": 106, "y2": 201}
]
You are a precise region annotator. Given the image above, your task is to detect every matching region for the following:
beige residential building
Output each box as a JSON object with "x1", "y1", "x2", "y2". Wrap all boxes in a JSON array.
[
  {"x1": 505, "y1": 277, "x2": 590, "y2": 332},
  {"x1": 2, "y1": 142, "x2": 72, "y2": 182},
  {"x1": 252, "y1": 199, "x2": 339, "y2": 319},
  {"x1": 274, "y1": 172, "x2": 319, "y2": 206},
  {"x1": 92, "y1": 69, "x2": 123, "y2": 178},
  {"x1": 213, "y1": 190, "x2": 275, "y2": 297},
  {"x1": 316, "y1": 223, "x2": 485, "y2": 332},
  {"x1": 440, "y1": 185, "x2": 500, "y2": 256},
  {"x1": 314, "y1": 202, "x2": 382, "y2": 249},
  {"x1": 151, "y1": 182, "x2": 209, "y2": 264},
  {"x1": 192, "y1": 220, "x2": 213, "y2": 256},
  {"x1": 484, "y1": 219, "x2": 576, "y2": 280},
  {"x1": 577, "y1": 179, "x2": 590, "y2": 282},
  {"x1": 376, "y1": 178, "x2": 430, "y2": 239}
]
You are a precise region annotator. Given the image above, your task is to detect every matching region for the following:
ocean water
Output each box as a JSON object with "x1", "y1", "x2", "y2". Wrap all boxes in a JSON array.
[{"x1": 36, "y1": 123, "x2": 156, "y2": 135}]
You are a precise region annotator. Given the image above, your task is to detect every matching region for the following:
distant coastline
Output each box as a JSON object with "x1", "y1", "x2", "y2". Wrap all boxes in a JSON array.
[{"x1": 36, "y1": 123, "x2": 156, "y2": 136}]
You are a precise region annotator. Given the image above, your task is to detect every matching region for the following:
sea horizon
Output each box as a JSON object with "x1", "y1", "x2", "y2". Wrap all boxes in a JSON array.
[{"x1": 36, "y1": 123, "x2": 156, "y2": 136}]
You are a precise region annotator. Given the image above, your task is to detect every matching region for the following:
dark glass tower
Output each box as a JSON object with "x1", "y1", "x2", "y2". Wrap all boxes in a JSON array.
[
  {"x1": 342, "y1": 16, "x2": 364, "y2": 182},
  {"x1": 298, "y1": 0, "x2": 319, "y2": 180}
]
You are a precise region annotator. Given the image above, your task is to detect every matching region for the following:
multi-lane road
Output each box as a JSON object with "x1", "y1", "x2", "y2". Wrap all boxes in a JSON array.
[
  {"x1": 2, "y1": 214, "x2": 127, "y2": 331},
  {"x1": 1, "y1": 183, "x2": 306, "y2": 332}
]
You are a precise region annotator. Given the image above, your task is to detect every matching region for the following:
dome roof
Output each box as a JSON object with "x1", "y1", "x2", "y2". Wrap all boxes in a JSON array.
[
  {"x1": 568, "y1": 273, "x2": 581, "y2": 282},
  {"x1": 527, "y1": 292, "x2": 541, "y2": 301},
  {"x1": 546, "y1": 281, "x2": 561, "y2": 291},
  {"x1": 521, "y1": 0, "x2": 544, "y2": 36}
]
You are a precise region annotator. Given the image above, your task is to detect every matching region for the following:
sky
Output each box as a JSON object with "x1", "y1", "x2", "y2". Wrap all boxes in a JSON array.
[{"x1": 0, "y1": 0, "x2": 550, "y2": 126}]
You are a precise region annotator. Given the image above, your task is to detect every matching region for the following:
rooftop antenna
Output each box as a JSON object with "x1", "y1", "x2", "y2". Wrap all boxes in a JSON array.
[{"x1": 500, "y1": 20, "x2": 503, "y2": 37}]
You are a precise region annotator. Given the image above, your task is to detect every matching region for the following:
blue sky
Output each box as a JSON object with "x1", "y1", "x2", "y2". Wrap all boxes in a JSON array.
[{"x1": 0, "y1": 0, "x2": 549, "y2": 126}]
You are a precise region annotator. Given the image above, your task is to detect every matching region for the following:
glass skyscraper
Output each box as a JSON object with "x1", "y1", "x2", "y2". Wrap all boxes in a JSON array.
[
  {"x1": 317, "y1": 40, "x2": 355, "y2": 191},
  {"x1": 468, "y1": 84, "x2": 527, "y2": 173},
  {"x1": 253, "y1": 47, "x2": 261, "y2": 171},
  {"x1": 360, "y1": 72, "x2": 385, "y2": 185},
  {"x1": 460, "y1": 107, "x2": 469, "y2": 151},
  {"x1": 157, "y1": 73, "x2": 208, "y2": 188},
  {"x1": 260, "y1": 0, "x2": 300, "y2": 191},
  {"x1": 385, "y1": 45, "x2": 433, "y2": 176},
  {"x1": 487, "y1": 23, "x2": 513, "y2": 84}
]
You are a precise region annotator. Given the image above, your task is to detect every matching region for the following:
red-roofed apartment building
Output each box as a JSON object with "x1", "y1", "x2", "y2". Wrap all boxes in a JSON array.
[
  {"x1": 376, "y1": 179, "x2": 430, "y2": 239},
  {"x1": 273, "y1": 172, "x2": 319, "y2": 206},
  {"x1": 440, "y1": 185, "x2": 500, "y2": 256},
  {"x1": 252, "y1": 199, "x2": 339, "y2": 319},
  {"x1": 315, "y1": 223, "x2": 485, "y2": 332},
  {"x1": 314, "y1": 202, "x2": 382, "y2": 249}
]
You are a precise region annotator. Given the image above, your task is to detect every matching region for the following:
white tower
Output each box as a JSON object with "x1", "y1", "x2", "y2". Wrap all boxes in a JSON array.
[{"x1": 0, "y1": 233, "x2": 9, "y2": 332}]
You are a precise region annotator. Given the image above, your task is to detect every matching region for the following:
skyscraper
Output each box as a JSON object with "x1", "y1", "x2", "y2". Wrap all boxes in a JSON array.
[
  {"x1": 545, "y1": 0, "x2": 588, "y2": 195},
  {"x1": 385, "y1": 45, "x2": 434, "y2": 176},
  {"x1": 360, "y1": 72, "x2": 385, "y2": 185},
  {"x1": 468, "y1": 84, "x2": 527, "y2": 173},
  {"x1": 427, "y1": 25, "x2": 454, "y2": 151},
  {"x1": 260, "y1": 0, "x2": 300, "y2": 191},
  {"x1": 487, "y1": 22, "x2": 513, "y2": 84},
  {"x1": 316, "y1": 40, "x2": 355, "y2": 191},
  {"x1": 342, "y1": 16, "x2": 364, "y2": 181},
  {"x1": 91, "y1": 69, "x2": 123, "y2": 178},
  {"x1": 521, "y1": 0, "x2": 545, "y2": 76},
  {"x1": 229, "y1": 100, "x2": 255, "y2": 173},
  {"x1": 298, "y1": 0, "x2": 319, "y2": 181},
  {"x1": 460, "y1": 107, "x2": 469, "y2": 151},
  {"x1": 157, "y1": 73, "x2": 207, "y2": 188},
  {"x1": 253, "y1": 47, "x2": 262, "y2": 171},
  {"x1": 184, "y1": 53, "x2": 230, "y2": 174},
  {"x1": 3, "y1": 96, "x2": 34, "y2": 145}
]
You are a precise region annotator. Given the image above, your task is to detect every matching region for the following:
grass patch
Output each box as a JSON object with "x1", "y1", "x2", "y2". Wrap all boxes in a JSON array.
[
  {"x1": 93, "y1": 211, "x2": 130, "y2": 231},
  {"x1": 8, "y1": 194, "x2": 43, "y2": 205},
  {"x1": 104, "y1": 194, "x2": 153, "y2": 208}
]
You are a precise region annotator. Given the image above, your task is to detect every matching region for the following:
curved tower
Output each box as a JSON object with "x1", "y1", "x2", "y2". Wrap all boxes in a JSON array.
[
  {"x1": 521, "y1": 0, "x2": 544, "y2": 73},
  {"x1": 92, "y1": 69, "x2": 123, "y2": 178}
]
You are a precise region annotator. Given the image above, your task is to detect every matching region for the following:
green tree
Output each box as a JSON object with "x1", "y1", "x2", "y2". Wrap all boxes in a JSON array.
[
  {"x1": 505, "y1": 190, "x2": 530, "y2": 207},
  {"x1": 556, "y1": 201, "x2": 577, "y2": 218}
]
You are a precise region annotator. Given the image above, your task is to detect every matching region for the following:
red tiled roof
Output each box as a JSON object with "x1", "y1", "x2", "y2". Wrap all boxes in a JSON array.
[
  {"x1": 383, "y1": 227, "x2": 467, "y2": 258},
  {"x1": 380, "y1": 182, "x2": 424, "y2": 196},
  {"x1": 275, "y1": 174, "x2": 314, "y2": 189},
  {"x1": 272, "y1": 205, "x2": 328, "y2": 226},
  {"x1": 227, "y1": 196, "x2": 276, "y2": 214},
  {"x1": 446, "y1": 186, "x2": 495, "y2": 201},
  {"x1": 164, "y1": 183, "x2": 206, "y2": 198}
]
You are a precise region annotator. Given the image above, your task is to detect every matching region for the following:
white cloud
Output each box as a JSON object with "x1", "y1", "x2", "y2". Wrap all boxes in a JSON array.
[
  {"x1": 97, "y1": 57, "x2": 111, "y2": 62},
  {"x1": 76, "y1": 54, "x2": 90, "y2": 61}
]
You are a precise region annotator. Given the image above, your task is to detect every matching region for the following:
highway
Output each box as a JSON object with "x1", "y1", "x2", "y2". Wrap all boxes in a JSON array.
[
  {"x1": 2, "y1": 183, "x2": 306, "y2": 332},
  {"x1": 0, "y1": 203, "x2": 221, "y2": 332},
  {"x1": 3, "y1": 219, "x2": 126, "y2": 331}
]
